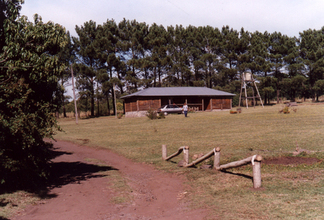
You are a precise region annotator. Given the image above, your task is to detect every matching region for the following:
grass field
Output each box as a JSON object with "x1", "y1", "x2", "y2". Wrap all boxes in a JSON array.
[
  {"x1": 2, "y1": 103, "x2": 324, "y2": 219},
  {"x1": 53, "y1": 103, "x2": 324, "y2": 219}
]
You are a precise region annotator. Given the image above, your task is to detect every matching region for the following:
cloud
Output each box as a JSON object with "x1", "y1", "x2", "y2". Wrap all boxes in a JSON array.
[{"x1": 20, "y1": 0, "x2": 324, "y2": 37}]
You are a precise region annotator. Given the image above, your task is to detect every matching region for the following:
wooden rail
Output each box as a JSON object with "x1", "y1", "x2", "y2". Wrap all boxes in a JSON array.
[
  {"x1": 185, "y1": 148, "x2": 219, "y2": 168},
  {"x1": 162, "y1": 145, "x2": 262, "y2": 188},
  {"x1": 162, "y1": 145, "x2": 187, "y2": 161},
  {"x1": 216, "y1": 155, "x2": 261, "y2": 170}
]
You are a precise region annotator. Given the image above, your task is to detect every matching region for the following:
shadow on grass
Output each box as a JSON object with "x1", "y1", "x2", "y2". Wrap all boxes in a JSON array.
[
  {"x1": 0, "y1": 199, "x2": 9, "y2": 207},
  {"x1": 0, "y1": 217, "x2": 9, "y2": 220},
  {"x1": 221, "y1": 170, "x2": 253, "y2": 180},
  {"x1": 0, "y1": 145, "x2": 118, "y2": 200}
]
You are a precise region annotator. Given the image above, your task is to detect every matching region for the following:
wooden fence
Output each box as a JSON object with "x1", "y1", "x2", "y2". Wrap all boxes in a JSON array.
[{"x1": 162, "y1": 145, "x2": 262, "y2": 189}]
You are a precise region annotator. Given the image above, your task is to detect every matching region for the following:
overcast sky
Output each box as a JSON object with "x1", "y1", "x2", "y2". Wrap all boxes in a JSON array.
[{"x1": 20, "y1": 0, "x2": 324, "y2": 38}]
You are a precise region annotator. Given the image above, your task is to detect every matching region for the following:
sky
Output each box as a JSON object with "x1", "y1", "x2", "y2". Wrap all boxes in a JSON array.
[{"x1": 20, "y1": 0, "x2": 324, "y2": 38}]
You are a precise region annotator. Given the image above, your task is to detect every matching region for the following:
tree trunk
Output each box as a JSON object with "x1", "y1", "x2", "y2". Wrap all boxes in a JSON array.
[
  {"x1": 153, "y1": 67, "x2": 156, "y2": 87},
  {"x1": 106, "y1": 95, "x2": 110, "y2": 116},
  {"x1": 63, "y1": 105, "x2": 67, "y2": 117},
  {"x1": 111, "y1": 87, "x2": 115, "y2": 116},
  {"x1": 109, "y1": 68, "x2": 116, "y2": 116},
  {"x1": 97, "y1": 99, "x2": 100, "y2": 117},
  {"x1": 90, "y1": 78, "x2": 95, "y2": 117},
  {"x1": 97, "y1": 83, "x2": 100, "y2": 117}
]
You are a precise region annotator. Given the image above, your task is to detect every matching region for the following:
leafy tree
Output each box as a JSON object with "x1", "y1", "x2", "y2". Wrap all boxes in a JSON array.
[
  {"x1": 314, "y1": 79, "x2": 324, "y2": 101},
  {"x1": 147, "y1": 23, "x2": 170, "y2": 87},
  {"x1": 218, "y1": 26, "x2": 241, "y2": 87},
  {"x1": 167, "y1": 25, "x2": 191, "y2": 86},
  {"x1": 299, "y1": 28, "x2": 324, "y2": 101},
  {"x1": 101, "y1": 19, "x2": 120, "y2": 115},
  {"x1": 268, "y1": 32, "x2": 292, "y2": 103},
  {"x1": 187, "y1": 26, "x2": 204, "y2": 86},
  {"x1": 245, "y1": 31, "x2": 271, "y2": 76},
  {"x1": 281, "y1": 75, "x2": 307, "y2": 101},
  {"x1": 73, "y1": 20, "x2": 101, "y2": 117},
  {"x1": 284, "y1": 36, "x2": 302, "y2": 78},
  {"x1": 118, "y1": 19, "x2": 149, "y2": 92},
  {"x1": 57, "y1": 31, "x2": 73, "y2": 118},
  {"x1": 0, "y1": 1, "x2": 68, "y2": 187}
]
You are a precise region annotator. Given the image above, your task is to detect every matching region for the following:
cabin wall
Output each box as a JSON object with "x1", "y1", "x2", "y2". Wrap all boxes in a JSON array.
[
  {"x1": 207, "y1": 97, "x2": 232, "y2": 110},
  {"x1": 124, "y1": 97, "x2": 161, "y2": 112},
  {"x1": 123, "y1": 96, "x2": 233, "y2": 117},
  {"x1": 138, "y1": 98, "x2": 161, "y2": 111}
]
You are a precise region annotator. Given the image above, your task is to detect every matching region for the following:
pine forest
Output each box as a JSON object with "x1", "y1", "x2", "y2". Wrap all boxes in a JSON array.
[{"x1": 66, "y1": 19, "x2": 324, "y2": 116}]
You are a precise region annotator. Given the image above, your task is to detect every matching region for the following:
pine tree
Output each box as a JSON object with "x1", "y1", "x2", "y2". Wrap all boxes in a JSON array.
[
  {"x1": 73, "y1": 20, "x2": 102, "y2": 117},
  {"x1": 299, "y1": 28, "x2": 324, "y2": 101}
]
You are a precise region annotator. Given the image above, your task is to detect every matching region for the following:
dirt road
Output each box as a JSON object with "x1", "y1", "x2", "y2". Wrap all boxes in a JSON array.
[{"x1": 13, "y1": 140, "x2": 209, "y2": 220}]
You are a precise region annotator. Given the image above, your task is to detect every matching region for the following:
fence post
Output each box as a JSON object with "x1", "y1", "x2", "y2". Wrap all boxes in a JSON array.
[
  {"x1": 183, "y1": 146, "x2": 189, "y2": 165},
  {"x1": 213, "y1": 147, "x2": 221, "y2": 169},
  {"x1": 252, "y1": 155, "x2": 262, "y2": 188},
  {"x1": 162, "y1": 145, "x2": 167, "y2": 160}
]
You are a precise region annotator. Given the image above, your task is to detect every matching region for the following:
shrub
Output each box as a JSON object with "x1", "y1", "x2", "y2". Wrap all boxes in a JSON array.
[
  {"x1": 283, "y1": 106, "x2": 290, "y2": 113},
  {"x1": 280, "y1": 106, "x2": 290, "y2": 114},
  {"x1": 146, "y1": 109, "x2": 165, "y2": 120},
  {"x1": 117, "y1": 112, "x2": 123, "y2": 119},
  {"x1": 230, "y1": 109, "x2": 237, "y2": 114},
  {"x1": 146, "y1": 108, "x2": 158, "y2": 120},
  {"x1": 0, "y1": 2, "x2": 68, "y2": 189},
  {"x1": 158, "y1": 112, "x2": 165, "y2": 119}
]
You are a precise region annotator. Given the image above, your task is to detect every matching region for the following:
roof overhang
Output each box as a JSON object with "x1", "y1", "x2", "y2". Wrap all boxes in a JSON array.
[{"x1": 121, "y1": 87, "x2": 236, "y2": 99}]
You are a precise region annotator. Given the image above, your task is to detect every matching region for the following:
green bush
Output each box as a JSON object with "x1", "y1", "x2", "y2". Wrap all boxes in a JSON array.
[
  {"x1": 0, "y1": 2, "x2": 68, "y2": 189},
  {"x1": 232, "y1": 93, "x2": 239, "y2": 107},
  {"x1": 146, "y1": 108, "x2": 158, "y2": 120},
  {"x1": 158, "y1": 112, "x2": 165, "y2": 119},
  {"x1": 283, "y1": 106, "x2": 290, "y2": 114},
  {"x1": 146, "y1": 109, "x2": 165, "y2": 120}
]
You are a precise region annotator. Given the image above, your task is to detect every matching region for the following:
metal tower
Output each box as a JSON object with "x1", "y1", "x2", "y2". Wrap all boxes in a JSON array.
[{"x1": 239, "y1": 72, "x2": 264, "y2": 108}]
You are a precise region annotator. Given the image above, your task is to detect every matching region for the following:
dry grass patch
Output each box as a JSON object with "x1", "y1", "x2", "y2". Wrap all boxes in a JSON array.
[
  {"x1": 105, "y1": 169, "x2": 133, "y2": 205},
  {"x1": 0, "y1": 191, "x2": 41, "y2": 219}
]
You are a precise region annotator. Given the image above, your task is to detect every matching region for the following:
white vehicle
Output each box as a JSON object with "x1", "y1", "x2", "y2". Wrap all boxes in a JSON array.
[{"x1": 158, "y1": 105, "x2": 183, "y2": 115}]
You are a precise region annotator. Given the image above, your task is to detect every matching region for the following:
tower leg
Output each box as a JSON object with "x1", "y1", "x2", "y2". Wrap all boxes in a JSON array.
[{"x1": 254, "y1": 80, "x2": 264, "y2": 108}]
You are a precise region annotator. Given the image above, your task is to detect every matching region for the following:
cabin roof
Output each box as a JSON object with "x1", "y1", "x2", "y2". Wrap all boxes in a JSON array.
[{"x1": 121, "y1": 87, "x2": 236, "y2": 99}]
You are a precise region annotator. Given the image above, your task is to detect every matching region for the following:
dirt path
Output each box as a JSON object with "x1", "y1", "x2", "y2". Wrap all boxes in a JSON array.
[{"x1": 13, "y1": 140, "x2": 209, "y2": 220}]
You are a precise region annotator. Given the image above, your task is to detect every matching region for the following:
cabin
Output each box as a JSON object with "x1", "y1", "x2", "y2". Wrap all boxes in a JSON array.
[{"x1": 121, "y1": 87, "x2": 236, "y2": 117}]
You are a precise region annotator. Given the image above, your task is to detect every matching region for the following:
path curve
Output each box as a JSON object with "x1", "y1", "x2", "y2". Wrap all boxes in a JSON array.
[{"x1": 13, "y1": 140, "x2": 208, "y2": 220}]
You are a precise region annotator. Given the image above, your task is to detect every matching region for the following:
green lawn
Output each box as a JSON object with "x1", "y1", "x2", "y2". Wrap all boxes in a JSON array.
[{"x1": 54, "y1": 103, "x2": 324, "y2": 220}]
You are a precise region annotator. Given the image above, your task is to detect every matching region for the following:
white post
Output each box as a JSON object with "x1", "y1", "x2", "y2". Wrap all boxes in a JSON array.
[
  {"x1": 213, "y1": 147, "x2": 221, "y2": 169},
  {"x1": 252, "y1": 155, "x2": 262, "y2": 188},
  {"x1": 183, "y1": 146, "x2": 189, "y2": 165},
  {"x1": 162, "y1": 145, "x2": 167, "y2": 160}
]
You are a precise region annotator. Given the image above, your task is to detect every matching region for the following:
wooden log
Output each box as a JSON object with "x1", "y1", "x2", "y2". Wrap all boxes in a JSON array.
[
  {"x1": 252, "y1": 155, "x2": 262, "y2": 188},
  {"x1": 165, "y1": 146, "x2": 185, "y2": 161},
  {"x1": 183, "y1": 146, "x2": 189, "y2": 165},
  {"x1": 162, "y1": 145, "x2": 167, "y2": 160},
  {"x1": 185, "y1": 148, "x2": 215, "y2": 168},
  {"x1": 213, "y1": 147, "x2": 221, "y2": 169},
  {"x1": 217, "y1": 155, "x2": 256, "y2": 170}
]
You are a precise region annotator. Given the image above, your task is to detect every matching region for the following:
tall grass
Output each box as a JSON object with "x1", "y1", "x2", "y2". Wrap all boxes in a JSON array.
[{"x1": 55, "y1": 104, "x2": 324, "y2": 219}]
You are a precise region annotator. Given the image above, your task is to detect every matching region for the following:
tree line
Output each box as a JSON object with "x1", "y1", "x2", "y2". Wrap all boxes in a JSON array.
[
  {"x1": 2, "y1": 0, "x2": 324, "y2": 187},
  {"x1": 69, "y1": 19, "x2": 324, "y2": 116}
]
